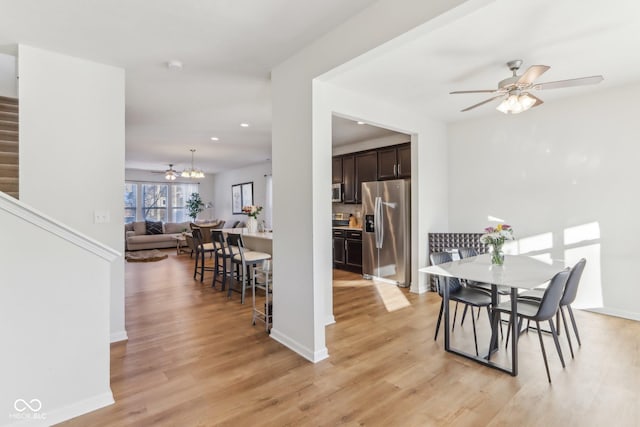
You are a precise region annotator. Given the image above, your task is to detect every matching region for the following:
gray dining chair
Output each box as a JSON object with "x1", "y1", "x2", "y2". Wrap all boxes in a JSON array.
[
  {"x1": 494, "y1": 269, "x2": 570, "y2": 383},
  {"x1": 430, "y1": 251, "x2": 493, "y2": 356},
  {"x1": 519, "y1": 258, "x2": 586, "y2": 358},
  {"x1": 457, "y1": 247, "x2": 510, "y2": 329}
]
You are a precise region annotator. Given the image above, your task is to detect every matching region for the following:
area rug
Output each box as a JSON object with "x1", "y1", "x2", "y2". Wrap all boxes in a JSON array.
[{"x1": 125, "y1": 249, "x2": 168, "y2": 262}]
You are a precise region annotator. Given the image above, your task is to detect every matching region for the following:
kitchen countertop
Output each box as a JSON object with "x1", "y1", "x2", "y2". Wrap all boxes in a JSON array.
[{"x1": 333, "y1": 226, "x2": 363, "y2": 231}]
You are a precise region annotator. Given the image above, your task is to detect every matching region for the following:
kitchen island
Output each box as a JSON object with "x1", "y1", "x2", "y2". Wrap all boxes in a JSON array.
[{"x1": 223, "y1": 229, "x2": 273, "y2": 255}]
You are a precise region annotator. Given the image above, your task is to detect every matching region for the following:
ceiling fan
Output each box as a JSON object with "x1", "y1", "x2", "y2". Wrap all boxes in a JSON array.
[
  {"x1": 151, "y1": 164, "x2": 179, "y2": 180},
  {"x1": 450, "y1": 60, "x2": 604, "y2": 114}
]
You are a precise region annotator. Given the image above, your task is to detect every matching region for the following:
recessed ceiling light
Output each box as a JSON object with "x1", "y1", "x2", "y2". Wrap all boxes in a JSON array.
[
  {"x1": 210, "y1": 137, "x2": 219, "y2": 141},
  {"x1": 167, "y1": 60, "x2": 183, "y2": 70},
  {"x1": 357, "y1": 121, "x2": 365, "y2": 125},
  {"x1": 240, "y1": 123, "x2": 250, "y2": 127}
]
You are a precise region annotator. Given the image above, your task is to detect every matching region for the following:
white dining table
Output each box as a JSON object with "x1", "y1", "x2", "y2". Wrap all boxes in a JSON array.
[{"x1": 420, "y1": 253, "x2": 567, "y2": 375}]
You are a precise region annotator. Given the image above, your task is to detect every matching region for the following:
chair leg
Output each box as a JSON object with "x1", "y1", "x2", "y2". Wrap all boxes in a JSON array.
[
  {"x1": 452, "y1": 303, "x2": 459, "y2": 332},
  {"x1": 548, "y1": 319, "x2": 565, "y2": 368},
  {"x1": 434, "y1": 300, "x2": 444, "y2": 341},
  {"x1": 460, "y1": 304, "x2": 468, "y2": 326},
  {"x1": 505, "y1": 315, "x2": 512, "y2": 348},
  {"x1": 471, "y1": 305, "x2": 479, "y2": 356},
  {"x1": 199, "y1": 249, "x2": 206, "y2": 282},
  {"x1": 535, "y1": 321, "x2": 552, "y2": 383},
  {"x1": 567, "y1": 305, "x2": 582, "y2": 346},
  {"x1": 559, "y1": 307, "x2": 574, "y2": 358},
  {"x1": 193, "y1": 249, "x2": 199, "y2": 279},
  {"x1": 240, "y1": 262, "x2": 248, "y2": 304},
  {"x1": 212, "y1": 252, "x2": 219, "y2": 289}
]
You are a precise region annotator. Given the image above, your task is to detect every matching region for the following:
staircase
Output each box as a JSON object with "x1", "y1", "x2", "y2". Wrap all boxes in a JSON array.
[{"x1": 0, "y1": 95, "x2": 18, "y2": 199}]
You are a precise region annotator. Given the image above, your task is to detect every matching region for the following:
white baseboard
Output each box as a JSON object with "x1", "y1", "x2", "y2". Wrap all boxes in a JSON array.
[
  {"x1": 11, "y1": 391, "x2": 115, "y2": 427},
  {"x1": 584, "y1": 307, "x2": 640, "y2": 322},
  {"x1": 325, "y1": 314, "x2": 336, "y2": 326},
  {"x1": 269, "y1": 328, "x2": 329, "y2": 363},
  {"x1": 410, "y1": 281, "x2": 429, "y2": 294},
  {"x1": 110, "y1": 330, "x2": 128, "y2": 343}
]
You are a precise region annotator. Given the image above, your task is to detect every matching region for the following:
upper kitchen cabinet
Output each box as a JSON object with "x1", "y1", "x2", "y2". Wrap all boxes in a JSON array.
[
  {"x1": 342, "y1": 154, "x2": 356, "y2": 203},
  {"x1": 355, "y1": 151, "x2": 377, "y2": 203},
  {"x1": 332, "y1": 156, "x2": 343, "y2": 184},
  {"x1": 377, "y1": 142, "x2": 411, "y2": 180}
]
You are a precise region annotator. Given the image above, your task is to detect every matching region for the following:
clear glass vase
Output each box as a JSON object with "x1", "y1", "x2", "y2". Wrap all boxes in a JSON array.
[{"x1": 491, "y1": 244, "x2": 504, "y2": 265}]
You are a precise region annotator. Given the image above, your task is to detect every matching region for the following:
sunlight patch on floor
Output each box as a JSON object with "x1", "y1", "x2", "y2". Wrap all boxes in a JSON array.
[{"x1": 373, "y1": 280, "x2": 411, "y2": 312}]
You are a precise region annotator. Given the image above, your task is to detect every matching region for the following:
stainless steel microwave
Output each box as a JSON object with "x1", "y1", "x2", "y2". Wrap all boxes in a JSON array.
[{"x1": 332, "y1": 183, "x2": 342, "y2": 203}]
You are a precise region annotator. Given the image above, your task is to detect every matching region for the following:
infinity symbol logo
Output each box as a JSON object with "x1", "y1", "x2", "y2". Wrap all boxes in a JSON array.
[{"x1": 14, "y1": 399, "x2": 42, "y2": 412}]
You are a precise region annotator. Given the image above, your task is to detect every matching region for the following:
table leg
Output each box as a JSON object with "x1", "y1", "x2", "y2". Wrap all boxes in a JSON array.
[
  {"x1": 510, "y1": 287, "x2": 518, "y2": 376},
  {"x1": 443, "y1": 278, "x2": 450, "y2": 351},
  {"x1": 487, "y1": 284, "x2": 500, "y2": 359}
]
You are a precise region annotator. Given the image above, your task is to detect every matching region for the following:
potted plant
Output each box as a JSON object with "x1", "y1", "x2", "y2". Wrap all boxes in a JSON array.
[{"x1": 186, "y1": 192, "x2": 205, "y2": 221}]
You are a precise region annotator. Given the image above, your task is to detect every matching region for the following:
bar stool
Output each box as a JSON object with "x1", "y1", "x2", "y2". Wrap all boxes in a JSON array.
[
  {"x1": 210, "y1": 229, "x2": 237, "y2": 291},
  {"x1": 226, "y1": 233, "x2": 271, "y2": 304},
  {"x1": 252, "y1": 259, "x2": 273, "y2": 332},
  {"x1": 192, "y1": 228, "x2": 215, "y2": 282}
]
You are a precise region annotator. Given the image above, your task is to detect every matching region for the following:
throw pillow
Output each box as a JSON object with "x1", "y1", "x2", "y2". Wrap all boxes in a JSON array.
[{"x1": 145, "y1": 220, "x2": 164, "y2": 235}]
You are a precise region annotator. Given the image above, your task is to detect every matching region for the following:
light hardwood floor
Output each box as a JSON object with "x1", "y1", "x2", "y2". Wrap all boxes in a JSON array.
[{"x1": 59, "y1": 251, "x2": 640, "y2": 426}]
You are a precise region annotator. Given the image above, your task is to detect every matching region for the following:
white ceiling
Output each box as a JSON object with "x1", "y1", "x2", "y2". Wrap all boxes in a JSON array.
[
  {"x1": 2, "y1": 0, "x2": 640, "y2": 175},
  {"x1": 326, "y1": 0, "x2": 640, "y2": 123},
  {"x1": 0, "y1": 0, "x2": 379, "y2": 173}
]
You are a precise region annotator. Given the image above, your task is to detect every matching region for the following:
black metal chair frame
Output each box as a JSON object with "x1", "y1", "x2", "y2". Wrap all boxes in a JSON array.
[
  {"x1": 494, "y1": 269, "x2": 570, "y2": 383},
  {"x1": 192, "y1": 228, "x2": 216, "y2": 282}
]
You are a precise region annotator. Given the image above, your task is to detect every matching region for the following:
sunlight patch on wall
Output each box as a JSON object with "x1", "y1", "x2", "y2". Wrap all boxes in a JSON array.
[
  {"x1": 565, "y1": 244, "x2": 602, "y2": 309},
  {"x1": 374, "y1": 281, "x2": 410, "y2": 312},
  {"x1": 564, "y1": 222, "x2": 600, "y2": 245},
  {"x1": 518, "y1": 232, "x2": 553, "y2": 254}
]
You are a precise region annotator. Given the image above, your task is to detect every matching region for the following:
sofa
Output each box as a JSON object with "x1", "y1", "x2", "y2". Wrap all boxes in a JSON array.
[{"x1": 125, "y1": 221, "x2": 190, "y2": 251}]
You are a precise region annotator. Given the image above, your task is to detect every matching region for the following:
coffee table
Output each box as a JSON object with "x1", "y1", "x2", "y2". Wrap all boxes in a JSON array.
[{"x1": 174, "y1": 234, "x2": 189, "y2": 255}]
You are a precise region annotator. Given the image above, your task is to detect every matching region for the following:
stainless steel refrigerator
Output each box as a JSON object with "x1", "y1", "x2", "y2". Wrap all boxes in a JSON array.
[{"x1": 362, "y1": 179, "x2": 410, "y2": 287}]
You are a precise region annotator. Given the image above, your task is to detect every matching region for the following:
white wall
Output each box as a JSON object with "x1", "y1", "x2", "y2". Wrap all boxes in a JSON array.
[
  {"x1": 0, "y1": 52, "x2": 17, "y2": 98},
  {"x1": 211, "y1": 161, "x2": 272, "y2": 225},
  {"x1": 270, "y1": 0, "x2": 468, "y2": 362},
  {"x1": 18, "y1": 45, "x2": 127, "y2": 340},
  {"x1": 447, "y1": 83, "x2": 640, "y2": 320},
  {"x1": 0, "y1": 195, "x2": 116, "y2": 426}
]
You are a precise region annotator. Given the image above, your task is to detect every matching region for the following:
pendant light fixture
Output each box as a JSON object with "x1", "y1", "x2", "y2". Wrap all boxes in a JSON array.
[{"x1": 182, "y1": 149, "x2": 205, "y2": 179}]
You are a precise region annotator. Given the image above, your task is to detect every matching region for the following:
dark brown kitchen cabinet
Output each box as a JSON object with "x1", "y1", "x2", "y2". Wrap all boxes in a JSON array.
[
  {"x1": 355, "y1": 151, "x2": 377, "y2": 203},
  {"x1": 333, "y1": 236, "x2": 346, "y2": 265},
  {"x1": 332, "y1": 156, "x2": 343, "y2": 184},
  {"x1": 333, "y1": 229, "x2": 362, "y2": 273},
  {"x1": 397, "y1": 143, "x2": 411, "y2": 178},
  {"x1": 377, "y1": 143, "x2": 411, "y2": 180},
  {"x1": 342, "y1": 154, "x2": 356, "y2": 203}
]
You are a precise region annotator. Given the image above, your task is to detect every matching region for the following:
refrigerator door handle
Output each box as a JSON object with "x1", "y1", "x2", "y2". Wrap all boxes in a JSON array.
[{"x1": 374, "y1": 196, "x2": 383, "y2": 249}]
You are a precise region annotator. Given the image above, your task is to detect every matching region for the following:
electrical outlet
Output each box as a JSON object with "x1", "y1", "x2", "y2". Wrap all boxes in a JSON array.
[{"x1": 94, "y1": 211, "x2": 111, "y2": 224}]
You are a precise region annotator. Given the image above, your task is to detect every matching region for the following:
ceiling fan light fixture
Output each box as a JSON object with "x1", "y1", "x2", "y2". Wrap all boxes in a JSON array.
[
  {"x1": 496, "y1": 92, "x2": 535, "y2": 115},
  {"x1": 164, "y1": 164, "x2": 178, "y2": 181}
]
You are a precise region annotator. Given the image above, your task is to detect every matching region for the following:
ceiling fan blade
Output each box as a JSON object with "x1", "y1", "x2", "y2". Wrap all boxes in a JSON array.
[
  {"x1": 460, "y1": 95, "x2": 505, "y2": 112},
  {"x1": 450, "y1": 89, "x2": 496, "y2": 94},
  {"x1": 516, "y1": 65, "x2": 550, "y2": 86},
  {"x1": 534, "y1": 75, "x2": 604, "y2": 90},
  {"x1": 528, "y1": 93, "x2": 544, "y2": 109}
]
